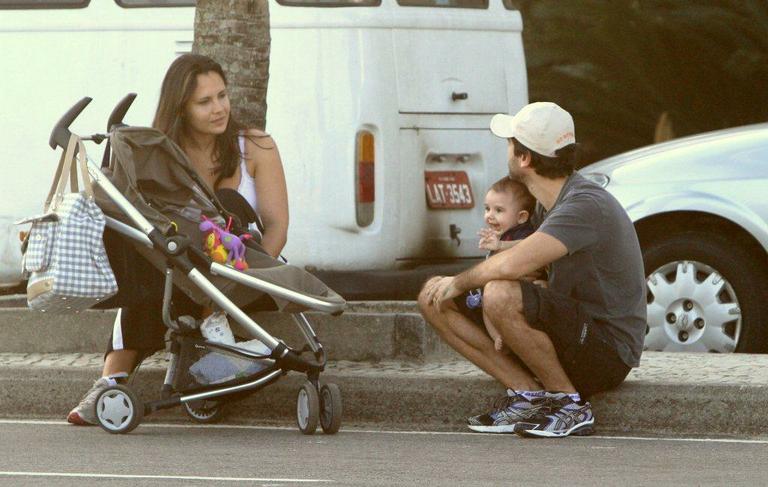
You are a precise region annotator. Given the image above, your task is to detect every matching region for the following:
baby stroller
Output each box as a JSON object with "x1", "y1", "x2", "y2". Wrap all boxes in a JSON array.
[{"x1": 49, "y1": 96, "x2": 347, "y2": 435}]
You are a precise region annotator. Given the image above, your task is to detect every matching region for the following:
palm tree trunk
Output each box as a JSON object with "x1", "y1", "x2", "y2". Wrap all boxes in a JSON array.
[{"x1": 193, "y1": 0, "x2": 270, "y2": 131}]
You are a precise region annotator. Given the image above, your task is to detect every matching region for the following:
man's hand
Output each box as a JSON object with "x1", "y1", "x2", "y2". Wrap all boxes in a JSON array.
[
  {"x1": 423, "y1": 275, "x2": 461, "y2": 312},
  {"x1": 478, "y1": 227, "x2": 500, "y2": 252}
]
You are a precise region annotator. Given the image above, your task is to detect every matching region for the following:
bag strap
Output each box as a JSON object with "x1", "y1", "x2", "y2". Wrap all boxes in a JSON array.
[
  {"x1": 52, "y1": 134, "x2": 81, "y2": 206},
  {"x1": 75, "y1": 138, "x2": 93, "y2": 198},
  {"x1": 46, "y1": 135, "x2": 93, "y2": 211},
  {"x1": 44, "y1": 134, "x2": 79, "y2": 212}
]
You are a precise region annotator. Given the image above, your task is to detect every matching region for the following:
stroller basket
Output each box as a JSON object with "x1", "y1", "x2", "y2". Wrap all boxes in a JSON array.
[
  {"x1": 48, "y1": 96, "x2": 346, "y2": 435},
  {"x1": 173, "y1": 335, "x2": 274, "y2": 392}
]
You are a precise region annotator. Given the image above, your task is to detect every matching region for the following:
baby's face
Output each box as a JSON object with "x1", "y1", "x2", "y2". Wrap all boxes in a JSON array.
[{"x1": 484, "y1": 189, "x2": 527, "y2": 233}]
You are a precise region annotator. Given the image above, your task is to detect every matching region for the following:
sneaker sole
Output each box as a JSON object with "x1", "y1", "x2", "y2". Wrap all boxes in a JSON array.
[
  {"x1": 67, "y1": 411, "x2": 96, "y2": 426},
  {"x1": 467, "y1": 423, "x2": 519, "y2": 434},
  {"x1": 515, "y1": 419, "x2": 595, "y2": 438}
]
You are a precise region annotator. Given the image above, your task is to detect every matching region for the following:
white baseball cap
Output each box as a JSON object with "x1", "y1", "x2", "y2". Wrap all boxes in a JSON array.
[{"x1": 489, "y1": 102, "x2": 576, "y2": 157}]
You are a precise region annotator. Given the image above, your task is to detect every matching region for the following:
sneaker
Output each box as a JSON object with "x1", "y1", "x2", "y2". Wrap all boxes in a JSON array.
[
  {"x1": 513, "y1": 393, "x2": 595, "y2": 438},
  {"x1": 66, "y1": 377, "x2": 112, "y2": 426},
  {"x1": 467, "y1": 391, "x2": 543, "y2": 433}
]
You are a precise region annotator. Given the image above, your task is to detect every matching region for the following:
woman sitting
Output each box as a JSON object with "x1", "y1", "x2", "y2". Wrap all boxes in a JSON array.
[{"x1": 68, "y1": 53, "x2": 289, "y2": 425}]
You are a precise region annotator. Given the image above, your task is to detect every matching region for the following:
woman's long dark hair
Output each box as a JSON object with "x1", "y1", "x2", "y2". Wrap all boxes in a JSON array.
[{"x1": 153, "y1": 53, "x2": 250, "y2": 187}]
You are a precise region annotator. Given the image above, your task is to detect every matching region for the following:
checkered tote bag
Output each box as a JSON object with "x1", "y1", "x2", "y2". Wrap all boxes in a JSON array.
[{"x1": 20, "y1": 135, "x2": 117, "y2": 312}]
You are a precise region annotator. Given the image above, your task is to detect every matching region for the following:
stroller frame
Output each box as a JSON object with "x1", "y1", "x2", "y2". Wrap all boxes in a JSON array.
[{"x1": 50, "y1": 96, "x2": 345, "y2": 434}]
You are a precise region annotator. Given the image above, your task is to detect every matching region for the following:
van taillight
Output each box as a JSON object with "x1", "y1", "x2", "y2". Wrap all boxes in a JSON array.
[{"x1": 355, "y1": 131, "x2": 375, "y2": 227}]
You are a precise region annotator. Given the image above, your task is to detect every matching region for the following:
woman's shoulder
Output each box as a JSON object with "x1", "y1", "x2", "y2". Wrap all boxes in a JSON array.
[
  {"x1": 239, "y1": 129, "x2": 281, "y2": 175},
  {"x1": 240, "y1": 128, "x2": 276, "y2": 151}
]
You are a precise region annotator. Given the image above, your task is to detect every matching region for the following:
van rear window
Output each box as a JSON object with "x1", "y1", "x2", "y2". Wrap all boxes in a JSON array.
[
  {"x1": 0, "y1": 0, "x2": 88, "y2": 8},
  {"x1": 276, "y1": 0, "x2": 380, "y2": 6},
  {"x1": 397, "y1": 0, "x2": 487, "y2": 8}
]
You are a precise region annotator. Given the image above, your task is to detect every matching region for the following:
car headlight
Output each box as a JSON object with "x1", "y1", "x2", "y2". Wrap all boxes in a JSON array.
[{"x1": 582, "y1": 172, "x2": 610, "y2": 188}]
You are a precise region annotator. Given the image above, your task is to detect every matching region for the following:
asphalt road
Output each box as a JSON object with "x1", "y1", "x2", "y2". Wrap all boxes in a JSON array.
[{"x1": 1, "y1": 420, "x2": 767, "y2": 486}]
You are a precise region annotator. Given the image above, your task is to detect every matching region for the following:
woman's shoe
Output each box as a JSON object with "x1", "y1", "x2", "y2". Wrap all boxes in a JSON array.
[{"x1": 66, "y1": 377, "x2": 113, "y2": 426}]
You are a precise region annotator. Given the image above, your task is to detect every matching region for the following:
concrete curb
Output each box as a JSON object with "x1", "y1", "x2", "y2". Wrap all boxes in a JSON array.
[
  {"x1": 0, "y1": 304, "x2": 456, "y2": 362},
  {"x1": 2, "y1": 352, "x2": 767, "y2": 436}
]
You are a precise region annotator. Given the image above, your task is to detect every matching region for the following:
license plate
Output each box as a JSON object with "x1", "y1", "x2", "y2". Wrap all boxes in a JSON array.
[{"x1": 425, "y1": 171, "x2": 475, "y2": 209}]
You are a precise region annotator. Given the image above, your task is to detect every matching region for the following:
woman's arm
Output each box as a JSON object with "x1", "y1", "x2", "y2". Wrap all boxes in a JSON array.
[{"x1": 244, "y1": 129, "x2": 289, "y2": 258}]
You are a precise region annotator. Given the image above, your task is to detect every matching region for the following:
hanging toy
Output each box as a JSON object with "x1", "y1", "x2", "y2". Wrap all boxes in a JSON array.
[
  {"x1": 199, "y1": 216, "x2": 251, "y2": 271},
  {"x1": 204, "y1": 230, "x2": 228, "y2": 264}
]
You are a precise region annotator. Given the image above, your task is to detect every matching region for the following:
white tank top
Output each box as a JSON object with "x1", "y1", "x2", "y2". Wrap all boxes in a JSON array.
[
  {"x1": 235, "y1": 134, "x2": 287, "y2": 263},
  {"x1": 236, "y1": 135, "x2": 258, "y2": 212}
]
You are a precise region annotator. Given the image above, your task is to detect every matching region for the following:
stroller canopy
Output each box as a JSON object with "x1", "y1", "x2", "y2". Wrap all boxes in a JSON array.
[
  {"x1": 99, "y1": 126, "x2": 223, "y2": 234},
  {"x1": 96, "y1": 127, "x2": 345, "y2": 313}
]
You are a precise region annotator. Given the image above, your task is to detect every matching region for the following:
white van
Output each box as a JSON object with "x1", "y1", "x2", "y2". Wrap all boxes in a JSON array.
[{"x1": 0, "y1": 0, "x2": 527, "y2": 294}]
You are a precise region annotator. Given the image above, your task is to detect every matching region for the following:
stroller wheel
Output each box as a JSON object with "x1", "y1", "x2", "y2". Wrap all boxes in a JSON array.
[
  {"x1": 296, "y1": 381, "x2": 320, "y2": 435},
  {"x1": 95, "y1": 385, "x2": 143, "y2": 434},
  {"x1": 183, "y1": 400, "x2": 225, "y2": 424},
  {"x1": 319, "y1": 383, "x2": 343, "y2": 435}
]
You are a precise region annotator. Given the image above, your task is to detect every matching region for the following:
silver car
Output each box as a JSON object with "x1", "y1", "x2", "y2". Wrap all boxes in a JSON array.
[{"x1": 581, "y1": 124, "x2": 768, "y2": 354}]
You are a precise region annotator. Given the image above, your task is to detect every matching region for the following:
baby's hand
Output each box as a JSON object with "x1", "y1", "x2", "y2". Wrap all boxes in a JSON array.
[
  {"x1": 494, "y1": 336, "x2": 504, "y2": 352},
  {"x1": 478, "y1": 227, "x2": 500, "y2": 251}
]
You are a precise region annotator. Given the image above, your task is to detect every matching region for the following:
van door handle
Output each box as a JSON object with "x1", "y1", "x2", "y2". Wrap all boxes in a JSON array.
[
  {"x1": 427, "y1": 153, "x2": 472, "y2": 164},
  {"x1": 451, "y1": 92, "x2": 468, "y2": 101}
]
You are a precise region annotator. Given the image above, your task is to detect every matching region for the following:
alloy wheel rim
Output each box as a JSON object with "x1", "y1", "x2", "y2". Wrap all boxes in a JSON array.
[{"x1": 646, "y1": 260, "x2": 741, "y2": 353}]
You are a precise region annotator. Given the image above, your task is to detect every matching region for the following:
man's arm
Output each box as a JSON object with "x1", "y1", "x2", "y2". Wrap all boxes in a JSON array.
[
  {"x1": 496, "y1": 240, "x2": 518, "y2": 251},
  {"x1": 423, "y1": 231, "x2": 568, "y2": 310},
  {"x1": 454, "y1": 231, "x2": 568, "y2": 292}
]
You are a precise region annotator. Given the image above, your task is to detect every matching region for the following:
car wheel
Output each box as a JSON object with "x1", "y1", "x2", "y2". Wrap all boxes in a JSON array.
[{"x1": 642, "y1": 231, "x2": 768, "y2": 353}]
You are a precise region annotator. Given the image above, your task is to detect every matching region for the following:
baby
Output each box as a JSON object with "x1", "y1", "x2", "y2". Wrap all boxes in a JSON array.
[{"x1": 470, "y1": 177, "x2": 536, "y2": 351}]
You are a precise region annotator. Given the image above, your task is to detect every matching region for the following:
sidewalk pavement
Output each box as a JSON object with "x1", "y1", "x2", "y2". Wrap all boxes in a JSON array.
[
  {"x1": 1, "y1": 351, "x2": 767, "y2": 436},
  {"x1": 0, "y1": 297, "x2": 766, "y2": 436}
]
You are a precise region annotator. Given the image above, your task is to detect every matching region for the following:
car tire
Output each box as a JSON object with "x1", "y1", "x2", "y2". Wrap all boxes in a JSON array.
[{"x1": 642, "y1": 231, "x2": 768, "y2": 353}]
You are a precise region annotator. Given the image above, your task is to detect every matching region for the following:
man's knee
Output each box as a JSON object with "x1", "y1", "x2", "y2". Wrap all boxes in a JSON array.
[
  {"x1": 417, "y1": 287, "x2": 431, "y2": 316},
  {"x1": 417, "y1": 276, "x2": 444, "y2": 320},
  {"x1": 483, "y1": 280, "x2": 525, "y2": 325}
]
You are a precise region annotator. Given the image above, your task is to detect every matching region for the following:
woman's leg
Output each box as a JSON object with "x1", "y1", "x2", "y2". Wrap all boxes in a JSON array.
[
  {"x1": 103, "y1": 349, "x2": 140, "y2": 376},
  {"x1": 67, "y1": 306, "x2": 148, "y2": 425}
]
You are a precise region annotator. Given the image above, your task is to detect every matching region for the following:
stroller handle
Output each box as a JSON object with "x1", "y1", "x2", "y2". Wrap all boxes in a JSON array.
[
  {"x1": 107, "y1": 93, "x2": 137, "y2": 132},
  {"x1": 102, "y1": 93, "x2": 137, "y2": 169},
  {"x1": 49, "y1": 97, "x2": 92, "y2": 150}
]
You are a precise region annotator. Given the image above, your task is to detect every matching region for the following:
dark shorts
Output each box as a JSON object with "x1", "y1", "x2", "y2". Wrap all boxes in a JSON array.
[
  {"x1": 454, "y1": 290, "x2": 485, "y2": 329},
  {"x1": 520, "y1": 281, "x2": 631, "y2": 398},
  {"x1": 101, "y1": 229, "x2": 202, "y2": 355},
  {"x1": 455, "y1": 281, "x2": 631, "y2": 399}
]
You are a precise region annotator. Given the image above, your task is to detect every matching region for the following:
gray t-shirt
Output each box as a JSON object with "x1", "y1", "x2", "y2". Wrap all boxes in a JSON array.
[{"x1": 532, "y1": 173, "x2": 646, "y2": 367}]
